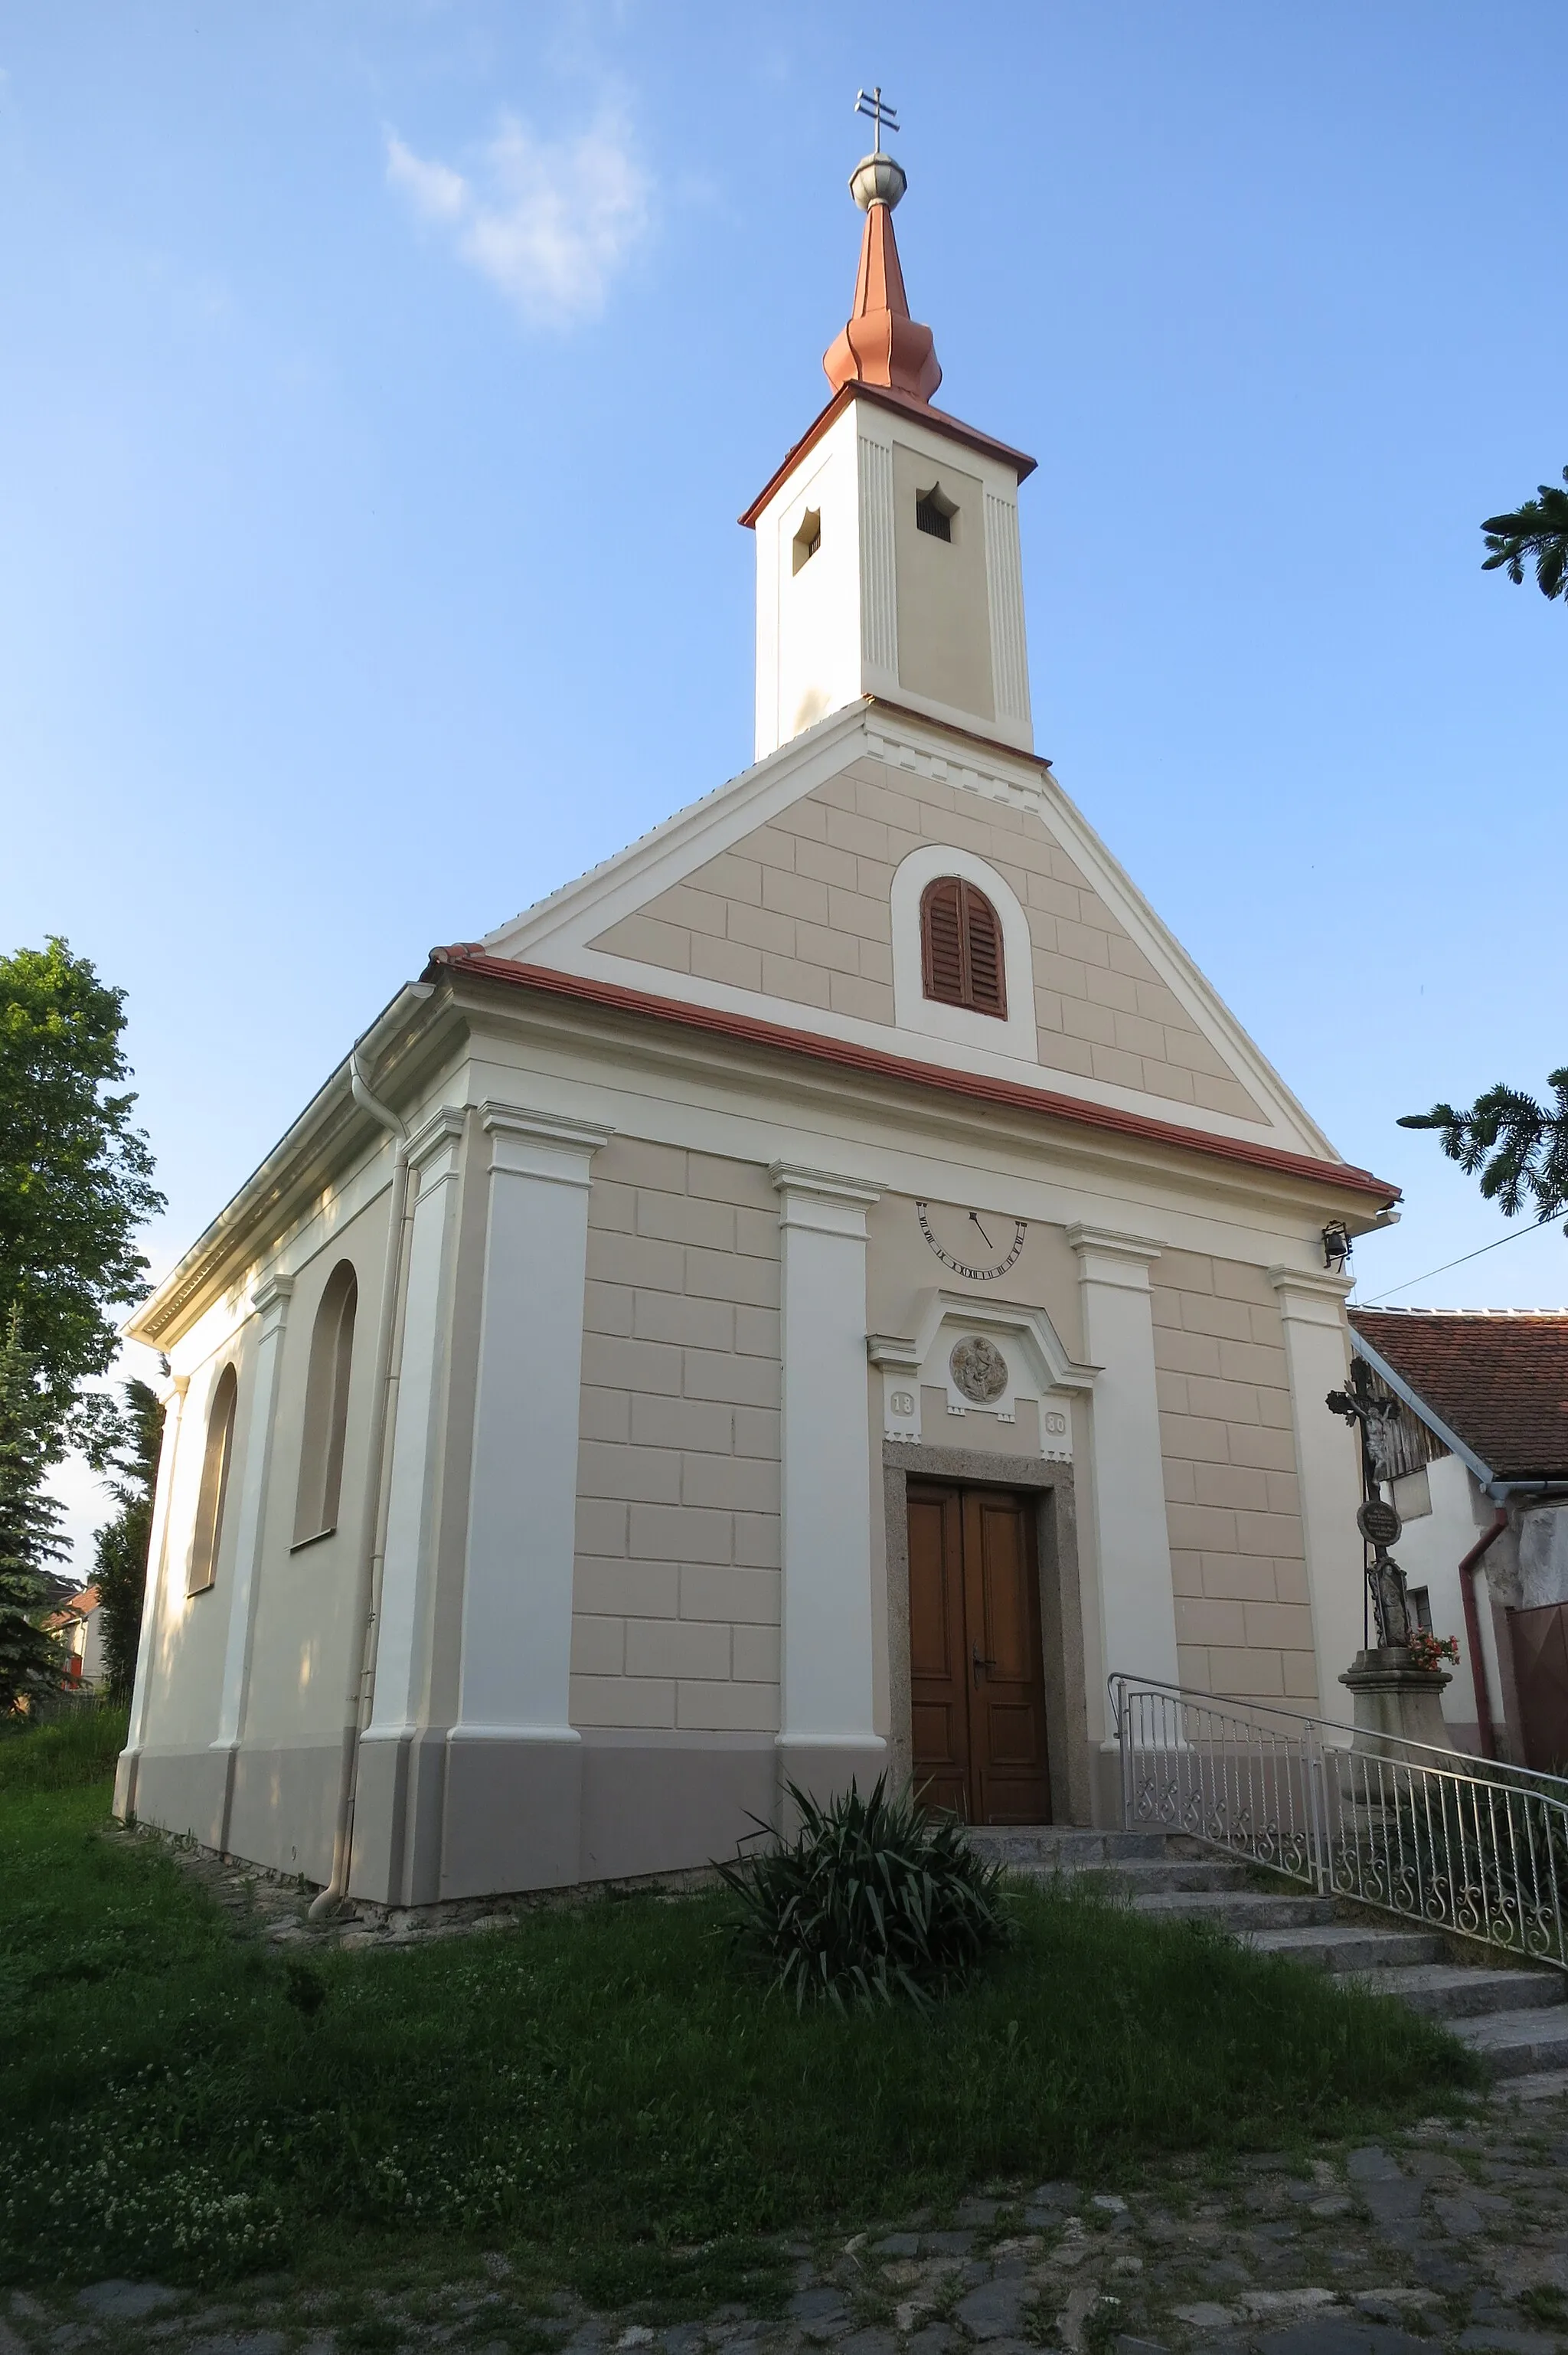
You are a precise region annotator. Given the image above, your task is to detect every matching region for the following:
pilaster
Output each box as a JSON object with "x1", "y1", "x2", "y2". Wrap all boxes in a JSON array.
[
  {"x1": 212, "y1": 1271, "x2": 295, "y2": 1850},
  {"x1": 1269, "y1": 1265, "x2": 1361, "y2": 1721},
  {"x1": 440, "y1": 1104, "x2": 613, "y2": 1898},
  {"x1": 351, "y1": 1104, "x2": 467, "y2": 1903},
  {"x1": 1067, "y1": 1225, "x2": 1180, "y2": 1721},
  {"x1": 983, "y1": 487, "x2": 1030, "y2": 730},
  {"x1": 857, "y1": 426, "x2": 897, "y2": 682},
  {"x1": 114, "y1": 1372, "x2": 188, "y2": 1821},
  {"x1": 770, "y1": 1162, "x2": 886, "y2": 1801}
]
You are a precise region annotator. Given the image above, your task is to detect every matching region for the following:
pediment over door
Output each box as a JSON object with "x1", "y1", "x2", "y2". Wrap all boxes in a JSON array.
[{"x1": 869, "y1": 1292, "x2": 1098, "y2": 1454}]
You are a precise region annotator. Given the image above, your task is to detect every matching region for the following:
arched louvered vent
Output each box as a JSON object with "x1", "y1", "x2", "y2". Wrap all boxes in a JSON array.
[{"x1": 920, "y1": 877, "x2": 1008, "y2": 1018}]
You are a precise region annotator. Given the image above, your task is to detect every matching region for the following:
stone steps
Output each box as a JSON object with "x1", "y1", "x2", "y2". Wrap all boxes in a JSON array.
[
  {"x1": 965, "y1": 1826, "x2": 1174, "y2": 1867},
  {"x1": 1494, "y1": 2065, "x2": 1568, "y2": 2101},
  {"x1": 987, "y1": 1823, "x2": 1568, "y2": 2082},
  {"x1": 1130, "y1": 1886, "x2": 1334, "y2": 1931},
  {"x1": 1449, "y1": 2002, "x2": 1568, "y2": 2077},
  {"x1": 1250, "y1": 1921, "x2": 1447, "y2": 1972},
  {"x1": 1009, "y1": 1853, "x2": 1256, "y2": 1895},
  {"x1": 1334, "y1": 1959, "x2": 1567, "y2": 2019}
]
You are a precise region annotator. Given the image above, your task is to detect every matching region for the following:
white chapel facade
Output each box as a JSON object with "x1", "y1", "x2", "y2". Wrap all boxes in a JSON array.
[{"x1": 117, "y1": 143, "x2": 1394, "y2": 1903}]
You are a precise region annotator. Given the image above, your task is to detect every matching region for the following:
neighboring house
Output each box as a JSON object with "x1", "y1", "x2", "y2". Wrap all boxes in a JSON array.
[
  {"x1": 1348, "y1": 1308, "x2": 1568, "y2": 1768},
  {"x1": 45, "y1": 1585, "x2": 106, "y2": 1692},
  {"x1": 114, "y1": 147, "x2": 1398, "y2": 1904}
]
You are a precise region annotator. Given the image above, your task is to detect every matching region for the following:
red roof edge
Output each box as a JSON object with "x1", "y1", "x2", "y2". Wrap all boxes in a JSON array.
[
  {"x1": 423, "y1": 947, "x2": 1400, "y2": 1206},
  {"x1": 738, "y1": 382, "x2": 1036, "y2": 530}
]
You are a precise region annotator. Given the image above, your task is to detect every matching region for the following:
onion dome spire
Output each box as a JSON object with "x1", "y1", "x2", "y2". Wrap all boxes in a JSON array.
[{"x1": 822, "y1": 92, "x2": 942, "y2": 405}]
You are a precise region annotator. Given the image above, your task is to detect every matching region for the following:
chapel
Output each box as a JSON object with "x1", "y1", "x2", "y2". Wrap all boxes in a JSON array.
[{"x1": 116, "y1": 131, "x2": 1393, "y2": 1906}]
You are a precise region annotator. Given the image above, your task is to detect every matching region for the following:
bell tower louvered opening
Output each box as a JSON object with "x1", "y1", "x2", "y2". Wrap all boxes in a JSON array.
[{"x1": 920, "y1": 876, "x2": 1007, "y2": 1018}]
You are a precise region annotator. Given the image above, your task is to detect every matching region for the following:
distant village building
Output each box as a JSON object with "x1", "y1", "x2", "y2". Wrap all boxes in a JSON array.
[
  {"x1": 1349, "y1": 1308, "x2": 1568, "y2": 1769},
  {"x1": 46, "y1": 1585, "x2": 106, "y2": 1693},
  {"x1": 116, "y1": 143, "x2": 1396, "y2": 1903}
]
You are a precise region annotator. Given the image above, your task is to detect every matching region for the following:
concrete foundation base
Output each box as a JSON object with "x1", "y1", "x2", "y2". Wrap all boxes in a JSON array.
[
  {"x1": 776, "y1": 1737, "x2": 888, "y2": 1821},
  {"x1": 581, "y1": 1732, "x2": 777, "y2": 1880},
  {"x1": 227, "y1": 1740, "x2": 345, "y2": 1884},
  {"x1": 439, "y1": 1732, "x2": 584, "y2": 1899},
  {"x1": 120, "y1": 1727, "x2": 803, "y2": 1902},
  {"x1": 123, "y1": 1742, "x2": 230, "y2": 1850}
]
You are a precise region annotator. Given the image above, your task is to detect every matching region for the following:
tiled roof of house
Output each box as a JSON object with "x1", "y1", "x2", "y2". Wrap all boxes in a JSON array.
[
  {"x1": 43, "y1": 1583, "x2": 98, "y2": 1635},
  {"x1": 1348, "y1": 1308, "x2": 1568, "y2": 1484}
]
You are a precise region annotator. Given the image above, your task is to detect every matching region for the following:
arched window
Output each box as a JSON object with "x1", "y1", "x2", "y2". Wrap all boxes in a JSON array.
[
  {"x1": 188, "y1": 1363, "x2": 238, "y2": 1595},
  {"x1": 920, "y1": 877, "x2": 1007, "y2": 1017},
  {"x1": 292, "y1": 1262, "x2": 358, "y2": 1547}
]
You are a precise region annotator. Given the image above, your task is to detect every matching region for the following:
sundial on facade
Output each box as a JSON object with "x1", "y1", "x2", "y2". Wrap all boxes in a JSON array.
[{"x1": 916, "y1": 1200, "x2": 1028, "y2": 1281}]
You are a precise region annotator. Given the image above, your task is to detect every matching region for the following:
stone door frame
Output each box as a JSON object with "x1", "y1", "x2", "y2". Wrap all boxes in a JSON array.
[{"x1": 883, "y1": 1442, "x2": 1093, "y2": 1826}]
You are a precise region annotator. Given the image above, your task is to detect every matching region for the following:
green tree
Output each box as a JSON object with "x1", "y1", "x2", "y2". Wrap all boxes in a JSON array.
[
  {"x1": 91, "y1": 1376, "x2": 162, "y2": 1702},
  {"x1": 0, "y1": 1309, "x2": 68, "y2": 1716},
  {"x1": 0, "y1": 938, "x2": 165, "y2": 1452},
  {"x1": 1400, "y1": 1070, "x2": 1568, "y2": 1231},
  {"x1": 1481, "y1": 468, "x2": 1568, "y2": 604},
  {"x1": 1415, "y1": 493, "x2": 1568, "y2": 1225}
]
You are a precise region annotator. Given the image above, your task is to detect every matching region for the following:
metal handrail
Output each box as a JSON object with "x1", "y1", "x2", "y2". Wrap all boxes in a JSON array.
[{"x1": 1109, "y1": 1673, "x2": 1568, "y2": 1971}]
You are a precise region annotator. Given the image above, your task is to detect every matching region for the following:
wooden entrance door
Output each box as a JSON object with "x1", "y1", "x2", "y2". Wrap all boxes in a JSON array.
[
  {"x1": 1510, "y1": 1601, "x2": 1568, "y2": 1771},
  {"x1": 906, "y1": 1483, "x2": 1051, "y2": 1823}
]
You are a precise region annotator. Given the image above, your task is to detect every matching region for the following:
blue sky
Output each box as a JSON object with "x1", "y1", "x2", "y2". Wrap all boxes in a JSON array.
[{"x1": 3, "y1": 3, "x2": 1564, "y2": 1565}]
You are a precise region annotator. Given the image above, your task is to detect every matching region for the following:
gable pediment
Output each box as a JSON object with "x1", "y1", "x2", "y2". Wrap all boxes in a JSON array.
[{"x1": 481, "y1": 705, "x2": 1335, "y2": 1160}]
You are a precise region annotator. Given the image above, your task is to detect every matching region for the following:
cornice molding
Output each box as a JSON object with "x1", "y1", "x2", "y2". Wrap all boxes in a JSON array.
[
  {"x1": 439, "y1": 954, "x2": 1397, "y2": 1209},
  {"x1": 864, "y1": 708, "x2": 1054, "y2": 826},
  {"x1": 248, "y1": 1272, "x2": 296, "y2": 1326},
  {"x1": 1066, "y1": 1223, "x2": 1165, "y2": 1265},
  {"x1": 913, "y1": 1287, "x2": 1099, "y2": 1393},
  {"x1": 125, "y1": 979, "x2": 459, "y2": 1349},
  {"x1": 405, "y1": 1104, "x2": 467, "y2": 1174},
  {"x1": 768, "y1": 1161, "x2": 885, "y2": 1207},
  {"x1": 480, "y1": 1102, "x2": 616, "y2": 1153},
  {"x1": 481, "y1": 1100, "x2": 614, "y2": 1188},
  {"x1": 1268, "y1": 1265, "x2": 1357, "y2": 1306},
  {"x1": 867, "y1": 1333, "x2": 921, "y2": 1372}
]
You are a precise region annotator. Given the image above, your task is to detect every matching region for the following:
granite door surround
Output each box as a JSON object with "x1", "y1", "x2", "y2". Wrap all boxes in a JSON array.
[{"x1": 883, "y1": 1442, "x2": 1092, "y2": 1828}]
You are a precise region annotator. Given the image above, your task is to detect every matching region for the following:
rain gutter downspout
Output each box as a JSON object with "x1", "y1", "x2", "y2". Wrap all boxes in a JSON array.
[
  {"x1": 308, "y1": 1046, "x2": 417, "y2": 1920},
  {"x1": 1458, "y1": 1506, "x2": 1509, "y2": 1761}
]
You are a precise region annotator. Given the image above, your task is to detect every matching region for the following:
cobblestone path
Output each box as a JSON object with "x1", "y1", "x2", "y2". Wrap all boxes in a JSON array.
[{"x1": 8, "y1": 2092, "x2": 1568, "y2": 2355}]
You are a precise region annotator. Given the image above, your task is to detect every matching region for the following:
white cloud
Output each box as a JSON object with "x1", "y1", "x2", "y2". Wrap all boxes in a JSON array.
[
  {"x1": 386, "y1": 110, "x2": 652, "y2": 328},
  {"x1": 386, "y1": 137, "x2": 466, "y2": 227}
]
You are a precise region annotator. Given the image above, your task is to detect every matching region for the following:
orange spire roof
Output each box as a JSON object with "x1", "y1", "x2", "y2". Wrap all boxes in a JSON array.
[{"x1": 822, "y1": 151, "x2": 942, "y2": 404}]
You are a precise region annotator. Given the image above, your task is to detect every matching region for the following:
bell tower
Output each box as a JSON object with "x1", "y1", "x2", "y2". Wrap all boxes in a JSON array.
[{"x1": 743, "y1": 100, "x2": 1036, "y2": 762}]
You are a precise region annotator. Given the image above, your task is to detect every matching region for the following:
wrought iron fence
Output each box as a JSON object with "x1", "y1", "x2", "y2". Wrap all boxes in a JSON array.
[{"x1": 1109, "y1": 1675, "x2": 1568, "y2": 1971}]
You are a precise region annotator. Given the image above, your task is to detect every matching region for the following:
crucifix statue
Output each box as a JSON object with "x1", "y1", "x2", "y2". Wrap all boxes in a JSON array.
[
  {"x1": 854, "y1": 86, "x2": 900, "y2": 154},
  {"x1": 1326, "y1": 1360, "x2": 1415, "y2": 1650}
]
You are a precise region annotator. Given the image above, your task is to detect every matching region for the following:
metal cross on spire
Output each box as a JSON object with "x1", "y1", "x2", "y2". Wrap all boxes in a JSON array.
[{"x1": 854, "y1": 86, "x2": 899, "y2": 154}]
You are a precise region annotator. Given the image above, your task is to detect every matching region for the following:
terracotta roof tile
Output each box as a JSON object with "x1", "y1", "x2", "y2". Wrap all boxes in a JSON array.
[{"x1": 1349, "y1": 1307, "x2": 1568, "y2": 1483}]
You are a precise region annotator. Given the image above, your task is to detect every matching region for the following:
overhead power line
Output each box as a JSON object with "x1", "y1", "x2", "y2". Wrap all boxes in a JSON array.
[{"x1": 1355, "y1": 1215, "x2": 1557, "y2": 1307}]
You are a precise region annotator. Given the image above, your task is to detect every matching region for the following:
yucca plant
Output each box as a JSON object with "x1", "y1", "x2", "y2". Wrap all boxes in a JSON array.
[{"x1": 714, "y1": 1775, "x2": 1010, "y2": 2013}]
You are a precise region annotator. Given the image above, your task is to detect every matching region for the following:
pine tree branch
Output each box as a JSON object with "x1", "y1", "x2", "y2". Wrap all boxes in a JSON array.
[
  {"x1": 1481, "y1": 468, "x2": 1568, "y2": 602},
  {"x1": 1400, "y1": 1068, "x2": 1568, "y2": 1228}
]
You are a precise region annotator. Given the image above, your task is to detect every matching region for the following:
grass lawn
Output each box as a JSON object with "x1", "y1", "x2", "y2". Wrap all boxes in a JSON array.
[{"x1": 0, "y1": 1718, "x2": 1479, "y2": 2312}]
